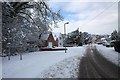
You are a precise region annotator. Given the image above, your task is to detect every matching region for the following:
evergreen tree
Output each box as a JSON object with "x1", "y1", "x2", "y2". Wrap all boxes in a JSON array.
[{"x1": 111, "y1": 30, "x2": 118, "y2": 40}]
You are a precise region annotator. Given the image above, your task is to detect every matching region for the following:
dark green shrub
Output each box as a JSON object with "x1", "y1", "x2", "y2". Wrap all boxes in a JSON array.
[
  {"x1": 114, "y1": 40, "x2": 120, "y2": 53},
  {"x1": 78, "y1": 43, "x2": 83, "y2": 46}
]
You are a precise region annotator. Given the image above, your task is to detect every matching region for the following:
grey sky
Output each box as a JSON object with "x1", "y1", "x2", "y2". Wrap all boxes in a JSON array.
[{"x1": 49, "y1": 0, "x2": 118, "y2": 35}]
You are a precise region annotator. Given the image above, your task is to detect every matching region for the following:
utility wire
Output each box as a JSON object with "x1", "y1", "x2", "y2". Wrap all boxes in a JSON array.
[{"x1": 80, "y1": 1, "x2": 118, "y2": 27}]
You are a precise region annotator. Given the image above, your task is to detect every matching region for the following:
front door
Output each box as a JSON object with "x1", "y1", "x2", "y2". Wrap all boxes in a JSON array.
[{"x1": 48, "y1": 42, "x2": 52, "y2": 48}]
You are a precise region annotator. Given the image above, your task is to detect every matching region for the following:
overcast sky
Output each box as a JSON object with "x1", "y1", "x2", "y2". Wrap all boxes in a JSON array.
[{"x1": 48, "y1": 0, "x2": 119, "y2": 35}]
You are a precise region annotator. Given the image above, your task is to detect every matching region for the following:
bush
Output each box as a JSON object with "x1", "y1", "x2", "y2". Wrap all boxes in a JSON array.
[
  {"x1": 114, "y1": 40, "x2": 120, "y2": 53},
  {"x1": 78, "y1": 43, "x2": 83, "y2": 46},
  {"x1": 106, "y1": 45, "x2": 110, "y2": 47}
]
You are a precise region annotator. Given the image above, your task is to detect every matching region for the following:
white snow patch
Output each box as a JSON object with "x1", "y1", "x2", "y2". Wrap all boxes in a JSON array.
[
  {"x1": 95, "y1": 44, "x2": 119, "y2": 66},
  {"x1": 2, "y1": 46, "x2": 86, "y2": 78},
  {"x1": 39, "y1": 56, "x2": 81, "y2": 78}
]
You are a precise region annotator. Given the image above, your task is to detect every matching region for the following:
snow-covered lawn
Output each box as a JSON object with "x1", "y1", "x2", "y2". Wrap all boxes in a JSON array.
[
  {"x1": 95, "y1": 44, "x2": 119, "y2": 66},
  {"x1": 2, "y1": 46, "x2": 86, "y2": 78},
  {"x1": 39, "y1": 56, "x2": 81, "y2": 78}
]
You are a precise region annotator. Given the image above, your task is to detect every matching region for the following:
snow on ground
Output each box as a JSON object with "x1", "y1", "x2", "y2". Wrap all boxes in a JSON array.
[
  {"x1": 95, "y1": 44, "x2": 119, "y2": 66},
  {"x1": 39, "y1": 55, "x2": 81, "y2": 78},
  {"x1": 2, "y1": 46, "x2": 86, "y2": 78}
]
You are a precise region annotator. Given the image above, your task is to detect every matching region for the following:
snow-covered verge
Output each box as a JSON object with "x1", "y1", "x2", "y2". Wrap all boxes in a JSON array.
[
  {"x1": 2, "y1": 46, "x2": 86, "y2": 78},
  {"x1": 39, "y1": 56, "x2": 81, "y2": 78},
  {"x1": 95, "y1": 44, "x2": 119, "y2": 66}
]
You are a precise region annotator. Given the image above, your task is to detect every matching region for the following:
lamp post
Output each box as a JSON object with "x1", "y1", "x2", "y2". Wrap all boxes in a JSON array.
[
  {"x1": 7, "y1": 42, "x2": 10, "y2": 60},
  {"x1": 20, "y1": 42, "x2": 23, "y2": 60},
  {"x1": 64, "y1": 22, "x2": 69, "y2": 53}
]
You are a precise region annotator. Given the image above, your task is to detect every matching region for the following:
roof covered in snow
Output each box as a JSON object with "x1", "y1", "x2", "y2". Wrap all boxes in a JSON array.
[
  {"x1": 53, "y1": 32, "x2": 61, "y2": 41},
  {"x1": 40, "y1": 33, "x2": 50, "y2": 40},
  {"x1": 40, "y1": 32, "x2": 63, "y2": 41}
]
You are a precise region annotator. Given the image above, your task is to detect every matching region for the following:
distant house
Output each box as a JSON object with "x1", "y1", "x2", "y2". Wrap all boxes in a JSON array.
[
  {"x1": 53, "y1": 33, "x2": 64, "y2": 47},
  {"x1": 40, "y1": 32, "x2": 64, "y2": 48},
  {"x1": 40, "y1": 32, "x2": 56, "y2": 48}
]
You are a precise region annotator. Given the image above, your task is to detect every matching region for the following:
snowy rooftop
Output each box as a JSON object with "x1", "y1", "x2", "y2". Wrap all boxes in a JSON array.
[
  {"x1": 53, "y1": 32, "x2": 62, "y2": 41},
  {"x1": 40, "y1": 32, "x2": 62, "y2": 41},
  {"x1": 40, "y1": 31, "x2": 52, "y2": 40}
]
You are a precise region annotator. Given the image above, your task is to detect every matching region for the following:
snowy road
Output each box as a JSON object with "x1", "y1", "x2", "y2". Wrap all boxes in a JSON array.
[
  {"x1": 79, "y1": 45, "x2": 120, "y2": 78},
  {"x1": 2, "y1": 45, "x2": 119, "y2": 78}
]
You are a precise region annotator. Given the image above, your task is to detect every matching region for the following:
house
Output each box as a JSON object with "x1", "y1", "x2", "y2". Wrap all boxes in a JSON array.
[
  {"x1": 40, "y1": 32, "x2": 64, "y2": 48},
  {"x1": 40, "y1": 31, "x2": 56, "y2": 48},
  {"x1": 53, "y1": 33, "x2": 64, "y2": 47}
]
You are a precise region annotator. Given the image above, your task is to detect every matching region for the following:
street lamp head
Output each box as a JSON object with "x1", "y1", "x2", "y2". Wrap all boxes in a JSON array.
[{"x1": 65, "y1": 22, "x2": 69, "y2": 24}]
